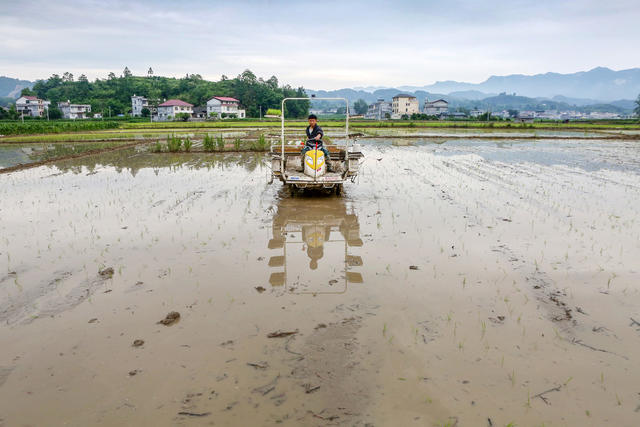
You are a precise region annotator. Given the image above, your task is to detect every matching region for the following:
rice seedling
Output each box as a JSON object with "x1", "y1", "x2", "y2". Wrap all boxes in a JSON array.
[
  {"x1": 216, "y1": 135, "x2": 225, "y2": 151},
  {"x1": 183, "y1": 137, "x2": 192, "y2": 152},
  {"x1": 233, "y1": 138, "x2": 241, "y2": 150},
  {"x1": 166, "y1": 134, "x2": 182, "y2": 152},
  {"x1": 152, "y1": 140, "x2": 163, "y2": 153},
  {"x1": 203, "y1": 134, "x2": 215, "y2": 152}
]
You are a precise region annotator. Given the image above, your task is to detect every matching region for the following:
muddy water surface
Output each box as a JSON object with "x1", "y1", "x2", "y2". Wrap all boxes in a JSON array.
[{"x1": 1, "y1": 137, "x2": 640, "y2": 426}]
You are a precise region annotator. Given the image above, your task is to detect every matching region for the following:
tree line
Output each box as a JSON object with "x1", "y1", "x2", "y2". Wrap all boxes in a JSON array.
[{"x1": 12, "y1": 68, "x2": 310, "y2": 119}]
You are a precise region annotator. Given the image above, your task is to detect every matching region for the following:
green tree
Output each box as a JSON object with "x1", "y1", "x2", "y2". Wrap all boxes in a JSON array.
[
  {"x1": 27, "y1": 69, "x2": 309, "y2": 120},
  {"x1": 123, "y1": 67, "x2": 132, "y2": 78},
  {"x1": 8, "y1": 104, "x2": 19, "y2": 120},
  {"x1": 48, "y1": 105, "x2": 63, "y2": 119},
  {"x1": 20, "y1": 87, "x2": 37, "y2": 97},
  {"x1": 635, "y1": 94, "x2": 640, "y2": 117},
  {"x1": 353, "y1": 99, "x2": 368, "y2": 115},
  {"x1": 141, "y1": 107, "x2": 150, "y2": 117}
]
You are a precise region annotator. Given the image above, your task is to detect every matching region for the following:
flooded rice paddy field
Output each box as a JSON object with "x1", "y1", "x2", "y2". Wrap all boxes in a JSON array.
[{"x1": 1, "y1": 135, "x2": 640, "y2": 426}]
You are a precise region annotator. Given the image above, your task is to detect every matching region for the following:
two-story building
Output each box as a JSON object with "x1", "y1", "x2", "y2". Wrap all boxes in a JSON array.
[
  {"x1": 392, "y1": 94, "x2": 419, "y2": 118},
  {"x1": 15, "y1": 96, "x2": 51, "y2": 117},
  {"x1": 365, "y1": 98, "x2": 393, "y2": 120},
  {"x1": 157, "y1": 99, "x2": 193, "y2": 121},
  {"x1": 423, "y1": 99, "x2": 449, "y2": 116},
  {"x1": 58, "y1": 100, "x2": 91, "y2": 119},
  {"x1": 206, "y1": 97, "x2": 246, "y2": 118}
]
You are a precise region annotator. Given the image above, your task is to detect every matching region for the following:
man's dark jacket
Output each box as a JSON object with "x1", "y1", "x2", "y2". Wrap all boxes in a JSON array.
[{"x1": 305, "y1": 125, "x2": 324, "y2": 148}]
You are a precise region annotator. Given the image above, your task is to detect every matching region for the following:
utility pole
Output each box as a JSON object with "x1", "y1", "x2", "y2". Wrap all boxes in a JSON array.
[
  {"x1": 46, "y1": 106, "x2": 49, "y2": 121},
  {"x1": 259, "y1": 105, "x2": 262, "y2": 121}
]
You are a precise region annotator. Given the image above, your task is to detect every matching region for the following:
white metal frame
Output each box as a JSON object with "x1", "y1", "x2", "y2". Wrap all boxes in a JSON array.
[{"x1": 279, "y1": 97, "x2": 350, "y2": 175}]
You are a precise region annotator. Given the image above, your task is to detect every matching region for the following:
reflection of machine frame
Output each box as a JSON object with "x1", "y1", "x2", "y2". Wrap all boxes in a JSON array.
[{"x1": 267, "y1": 201, "x2": 363, "y2": 294}]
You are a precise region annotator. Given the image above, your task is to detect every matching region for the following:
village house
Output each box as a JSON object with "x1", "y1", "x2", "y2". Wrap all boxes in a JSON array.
[
  {"x1": 58, "y1": 100, "x2": 91, "y2": 119},
  {"x1": 131, "y1": 95, "x2": 152, "y2": 117},
  {"x1": 15, "y1": 95, "x2": 51, "y2": 117},
  {"x1": 365, "y1": 98, "x2": 392, "y2": 120},
  {"x1": 423, "y1": 99, "x2": 449, "y2": 116},
  {"x1": 391, "y1": 94, "x2": 419, "y2": 118},
  {"x1": 490, "y1": 110, "x2": 511, "y2": 119},
  {"x1": 157, "y1": 99, "x2": 193, "y2": 121},
  {"x1": 192, "y1": 106, "x2": 208, "y2": 119},
  {"x1": 206, "y1": 96, "x2": 246, "y2": 118},
  {"x1": 516, "y1": 111, "x2": 535, "y2": 123},
  {"x1": 447, "y1": 112, "x2": 467, "y2": 119}
]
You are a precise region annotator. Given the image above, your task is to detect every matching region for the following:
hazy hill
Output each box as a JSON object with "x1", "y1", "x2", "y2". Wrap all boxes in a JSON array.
[
  {"x1": 0, "y1": 76, "x2": 34, "y2": 98},
  {"x1": 419, "y1": 67, "x2": 640, "y2": 101},
  {"x1": 307, "y1": 89, "x2": 633, "y2": 114},
  {"x1": 339, "y1": 68, "x2": 640, "y2": 103}
]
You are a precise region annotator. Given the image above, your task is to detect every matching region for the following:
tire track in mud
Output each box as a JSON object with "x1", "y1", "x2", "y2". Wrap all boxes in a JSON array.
[{"x1": 0, "y1": 269, "x2": 114, "y2": 325}]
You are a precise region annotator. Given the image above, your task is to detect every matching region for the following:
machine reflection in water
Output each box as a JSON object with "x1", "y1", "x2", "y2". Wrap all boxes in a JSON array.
[{"x1": 267, "y1": 195, "x2": 364, "y2": 294}]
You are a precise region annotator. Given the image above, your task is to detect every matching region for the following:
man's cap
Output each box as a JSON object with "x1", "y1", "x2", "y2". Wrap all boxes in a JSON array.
[{"x1": 308, "y1": 114, "x2": 317, "y2": 120}]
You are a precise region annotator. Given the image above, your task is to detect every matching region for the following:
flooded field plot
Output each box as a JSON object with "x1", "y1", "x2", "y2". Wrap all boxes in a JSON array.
[{"x1": 1, "y1": 136, "x2": 640, "y2": 426}]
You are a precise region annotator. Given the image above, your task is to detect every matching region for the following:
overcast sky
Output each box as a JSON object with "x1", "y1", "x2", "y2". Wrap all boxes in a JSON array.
[{"x1": 1, "y1": 0, "x2": 639, "y2": 89}]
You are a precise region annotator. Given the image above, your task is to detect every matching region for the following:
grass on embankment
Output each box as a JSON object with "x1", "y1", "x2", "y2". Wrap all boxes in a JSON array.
[
  {"x1": 123, "y1": 119, "x2": 640, "y2": 131},
  {"x1": 3, "y1": 119, "x2": 638, "y2": 142},
  {"x1": 0, "y1": 120, "x2": 120, "y2": 136},
  {"x1": 0, "y1": 132, "x2": 182, "y2": 143}
]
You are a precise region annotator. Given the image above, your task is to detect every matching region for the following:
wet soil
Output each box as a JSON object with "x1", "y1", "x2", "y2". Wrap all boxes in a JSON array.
[{"x1": 1, "y1": 133, "x2": 640, "y2": 426}]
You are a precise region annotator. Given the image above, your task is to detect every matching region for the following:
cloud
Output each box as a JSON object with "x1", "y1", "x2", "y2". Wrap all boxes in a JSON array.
[{"x1": 1, "y1": 0, "x2": 639, "y2": 89}]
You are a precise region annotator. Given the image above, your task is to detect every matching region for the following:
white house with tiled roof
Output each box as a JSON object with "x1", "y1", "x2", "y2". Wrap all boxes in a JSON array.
[
  {"x1": 157, "y1": 99, "x2": 193, "y2": 121},
  {"x1": 58, "y1": 100, "x2": 91, "y2": 119},
  {"x1": 206, "y1": 96, "x2": 246, "y2": 118},
  {"x1": 16, "y1": 95, "x2": 50, "y2": 117}
]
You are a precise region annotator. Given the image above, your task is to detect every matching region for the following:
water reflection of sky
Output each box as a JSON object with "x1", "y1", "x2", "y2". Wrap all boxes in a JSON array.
[{"x1": 394, "y1": 138, "x2": 640, "y2": 174}]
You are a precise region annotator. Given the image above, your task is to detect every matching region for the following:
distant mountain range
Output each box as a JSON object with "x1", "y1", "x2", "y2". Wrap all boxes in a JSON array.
[
  {"x1": 398, "y1": 67, "x2": 640, "y2": 101},
  {"x1": 0, "y1": 76, "x2": 34, "y2": 99},
  {"x1": 309, "y1": 67, "x2": 640, "y2": 113},
  {"x1": 308, "y1": 89, "x2": 636, "y2": 114}
]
